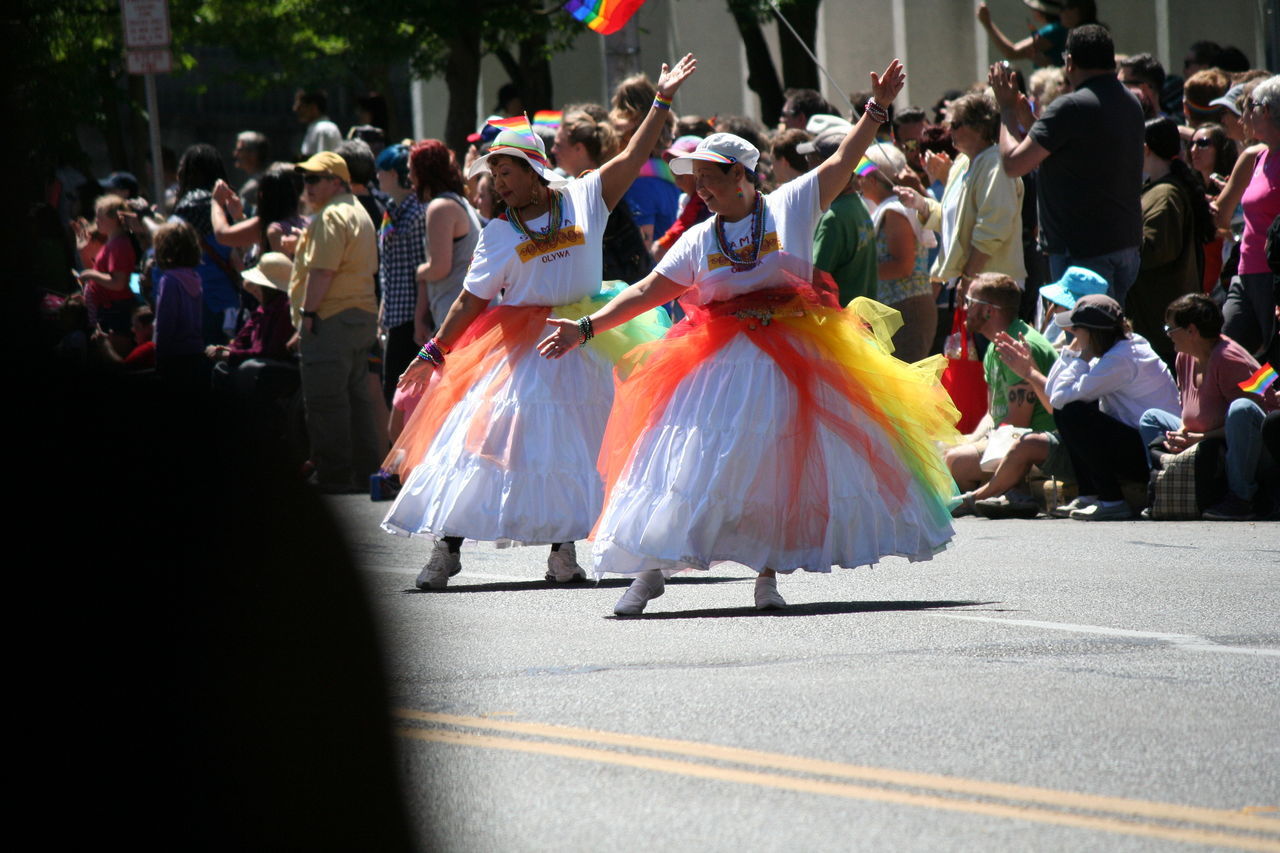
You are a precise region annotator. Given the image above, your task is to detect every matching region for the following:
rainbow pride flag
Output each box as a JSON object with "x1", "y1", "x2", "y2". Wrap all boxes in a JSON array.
[
  {"x1": 854, "y1": 157, "x2": 877, "y2": 176},
  {"x1": 534, "y1": 110, "x2": 562, "y2": 129},
  {"x1": 487, "y1": 114, "x2": 535, "y2": 137},
  {"x1": 565, "y1": 0, "x2": 647, "y2": 35},
  {"x1": 486, "y1": 114, "x2": 551, "y2": 168},
  {"x1": 1239, "y1": 362, "x2": 1277, "y2": 395}
]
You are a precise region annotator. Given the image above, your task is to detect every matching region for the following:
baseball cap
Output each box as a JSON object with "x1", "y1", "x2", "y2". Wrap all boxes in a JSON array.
[
  {"x1": 1209, "y1": 83, "x2": 1246, "y2": 117},
  {"x1": 668, "y1": 133, "x2": 761, "y2": 175},
  {"x1": 1054, "y1": 293, "x2": 1125, "y2": 329},
  {"x1": 295, "y1": 151, "x2": 351, "y2": 184},
  {"x1": 804, "y1": 114, "x2": 853, "y2": 136},
  {"x1": 796, "y1": 128, "x2": 844, "y2": 160},
  {"x1": 663, "y1": 135, "x2": 703, "y2": 162}
]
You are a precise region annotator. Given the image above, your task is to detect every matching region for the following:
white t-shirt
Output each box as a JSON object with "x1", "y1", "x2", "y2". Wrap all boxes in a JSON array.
[
  {"x1": 464, "y1": 171, "x2": 609, "y2": 306},
  {"x1": 302, "y1": 118, "x2": 342, "y2": 156},
  {"x1": 655, "y1": 170, "x2": 822, "y2": 305}
]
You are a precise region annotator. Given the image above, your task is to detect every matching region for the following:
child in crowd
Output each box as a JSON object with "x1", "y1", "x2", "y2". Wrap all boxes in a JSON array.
[
  {"x1": 74, "y1": 195, "x2": 138, "y2": 356},
  {"x1": 152, "y1": 221, "x2": 206, "y2": 379}
]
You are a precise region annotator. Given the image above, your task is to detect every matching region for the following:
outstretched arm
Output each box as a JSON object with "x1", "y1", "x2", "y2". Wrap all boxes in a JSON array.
[
  {"x1": 814, "y1": 59, "x2": 906, "y2": 211},
  {"x1": 598, "y1": 54, "x2": 698, "y2": 211},
  {"x1": 538, "y1": 272, "x2": 688, "y2": 358}
]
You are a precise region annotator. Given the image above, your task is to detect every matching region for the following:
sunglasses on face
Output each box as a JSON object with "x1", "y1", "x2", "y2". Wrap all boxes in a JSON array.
[
  {"x1": 964, "y1": 295, "x2": 999, "y2": 310},
  {"x1": 1190, "y1": 138, "x2": 1214, "y2": 148},
  {"x1": 302, "y1": 173, "x2": 332, "y2": 185}
]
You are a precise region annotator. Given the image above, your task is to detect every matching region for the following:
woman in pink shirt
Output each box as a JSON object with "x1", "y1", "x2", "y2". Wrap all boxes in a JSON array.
[
  {"x1": 1213, "y1": 75, "x2": 1279, "y2": 356},
  {"x1": 1138, "y1": 295, "x2": 1279, "y2": 520}
]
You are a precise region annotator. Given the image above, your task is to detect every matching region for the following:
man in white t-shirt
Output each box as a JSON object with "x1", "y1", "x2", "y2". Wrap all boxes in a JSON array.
[{"x1": 295, "y1": 90, "x2": 342, "y2": 157}]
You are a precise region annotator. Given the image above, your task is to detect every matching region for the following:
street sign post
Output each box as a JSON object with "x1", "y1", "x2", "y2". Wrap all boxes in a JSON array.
[{"x1": 120, "y1": 0, "x2": 172, "y2": 208}]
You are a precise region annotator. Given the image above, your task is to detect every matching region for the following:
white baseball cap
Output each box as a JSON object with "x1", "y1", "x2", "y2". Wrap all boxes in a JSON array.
[{"x1": 668, "y1": 132, "x2": 761, "y2": 175}]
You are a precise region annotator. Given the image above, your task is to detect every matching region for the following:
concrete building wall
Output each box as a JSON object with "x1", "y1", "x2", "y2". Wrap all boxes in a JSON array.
[{"x1": 413, "y1": 0, "x2": 1269, "y2": 142}]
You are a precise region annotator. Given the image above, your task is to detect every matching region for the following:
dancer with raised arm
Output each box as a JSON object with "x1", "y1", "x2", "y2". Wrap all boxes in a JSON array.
[
  {"x1": 382, "y1": 56, "x2": 696, "y2": 590},
  {"x1": 541, "y1": 60, "x2": 961, "y2": 616}
]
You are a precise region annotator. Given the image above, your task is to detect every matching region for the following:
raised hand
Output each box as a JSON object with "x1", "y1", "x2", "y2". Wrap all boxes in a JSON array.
[
  {"x1": 976, "y1": 2, "x2": 992, "y2": 27},
  {"x1": 655, "y1": 53, "x2": 698, "y2": 100},
  {"x1": 923, "y1": 150, "x2": 953, "y2": 185},
  {"x1": 988, "y1": 61, "x2": 1020, "y2": 111},
  {"x1": 538, "y1": 317, "x2": 584, "y2": 360},
  {"x1": 994, "y1": 331, "x2": 1035, "y2": 379},
  {"x1": 870, "y1": 59, "x2": 906, "y2": 107}
]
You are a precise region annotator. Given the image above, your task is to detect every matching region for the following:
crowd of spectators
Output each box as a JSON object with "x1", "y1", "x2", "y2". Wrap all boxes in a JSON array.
[{"x1": 31, "y1": 4, "x2": 1280, "y2": 517}]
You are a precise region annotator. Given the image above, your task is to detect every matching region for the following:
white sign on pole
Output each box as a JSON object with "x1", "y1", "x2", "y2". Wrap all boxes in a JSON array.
[
  {"x1": 119, "y1": 0, "x2": 171, "y2": 49},
  {"x1": 126, "y1": 47, "x2": 173, "y2": 74}
]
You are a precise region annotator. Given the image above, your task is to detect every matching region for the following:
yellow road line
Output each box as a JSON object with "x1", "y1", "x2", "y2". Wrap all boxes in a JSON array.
[
  {"x1": 399, "y1": 727, "x2": 1280, "y2": 852},
  {"x1": 393, "y1": 709, "x2": 1279, "y2": 835}
]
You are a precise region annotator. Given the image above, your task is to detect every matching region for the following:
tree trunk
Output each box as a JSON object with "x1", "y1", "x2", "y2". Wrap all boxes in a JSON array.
[
  {"x1": 727, "y1": 0, "x2": 784, "y2": 124},
  {"x1": 774, "y1": 0, "x2": 821, "y2": 93},
  {"x1": 443, "y1": 24, "x2": 483, "y2": 158}
]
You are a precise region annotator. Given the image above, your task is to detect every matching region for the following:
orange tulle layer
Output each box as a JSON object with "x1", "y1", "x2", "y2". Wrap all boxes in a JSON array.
[{"x1": 596, "y1": 279, "x2": 962, "y2": 546}]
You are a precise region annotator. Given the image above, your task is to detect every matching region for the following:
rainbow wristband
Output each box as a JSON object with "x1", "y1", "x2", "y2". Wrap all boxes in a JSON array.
[{"x1": 653, "y1": 93, "x2": 673, "y2": 111}]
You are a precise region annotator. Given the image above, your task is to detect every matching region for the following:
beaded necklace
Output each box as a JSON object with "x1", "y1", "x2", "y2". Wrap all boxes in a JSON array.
[
  {"x1": 508, "y1": 188, "x2": 563, "y2": 244},
  {"x1": 713, "y1": 191, "x2": 766, "y2": 272}
]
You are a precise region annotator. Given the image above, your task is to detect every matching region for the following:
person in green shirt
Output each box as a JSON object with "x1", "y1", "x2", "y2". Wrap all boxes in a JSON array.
[
  {"x1": 943, "y1": 273, "x2": 1058, "y2": 498},
  {"x1": 806, "y1": 129, "x2": 878, "y2": 305}
]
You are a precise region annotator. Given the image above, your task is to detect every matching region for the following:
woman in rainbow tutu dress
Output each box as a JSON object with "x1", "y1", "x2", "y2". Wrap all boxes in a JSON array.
[
  {"x1": 540, "y1": 60, "x2": 960, "y2": 615},
  {"x1": 382, "y1": 56, "x2": 697, "y2": 589}
]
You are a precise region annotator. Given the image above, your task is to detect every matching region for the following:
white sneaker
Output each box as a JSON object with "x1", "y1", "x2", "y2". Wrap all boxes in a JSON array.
[
  {"x1": 545, "y1": 543, "x2": 586, "y2": 582},
  {"x1": 754, "y1": 575, "x2": 787, "y2": 610},
  {"x1": 614, "y1": 570, "x2": 665, "y2": 616},
  {"x1": 416, "y1": 540, "x2": 460, "y2": 590},
  {"x1": 1070, "y1": 500, "x2": 1133, "y2": 521},
  {"x1": 1051, "y1": 495, "x2": 1099, "y2": 519}
]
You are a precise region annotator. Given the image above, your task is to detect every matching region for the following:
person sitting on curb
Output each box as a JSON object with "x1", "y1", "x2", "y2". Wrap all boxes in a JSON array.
[
  {"x1": 1138, "y1": 294, "x2": 1279, "y2": 520},
  {"x1": 946, "y1": 273, "x2": 1058, "y2": 515},
  {"x1": 1047, "y1": 295, "x2": 1180, "y2": 520}
]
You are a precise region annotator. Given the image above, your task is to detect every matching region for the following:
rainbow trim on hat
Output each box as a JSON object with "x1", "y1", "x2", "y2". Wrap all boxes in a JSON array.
[
  {"x1": 691, "y1": 151, "x2": 737, "y2": 165},
  {"x1": 1239, "y1": 363, "x2": 1278, "y2": 395},
  {"x1": 533, "y1": 110, "x2": 562, "y2": 128},
  {"x1": 565, "y1": 0, "x2": 647, "y2": 35},
  {"x1": 485, "y1": 114, "x2": 552, "y2": 168},
  {"x1": 854, "y1": 157, "x2": 878, "y2": 176}
]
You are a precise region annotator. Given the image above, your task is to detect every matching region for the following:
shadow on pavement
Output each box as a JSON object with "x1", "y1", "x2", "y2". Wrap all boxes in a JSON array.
[
  {"x1": 403, "y1": 576, "x2": 743, "y2": 594},
  {"x1": 611, "y1": 600, "x2": 997, "y2": 620}
]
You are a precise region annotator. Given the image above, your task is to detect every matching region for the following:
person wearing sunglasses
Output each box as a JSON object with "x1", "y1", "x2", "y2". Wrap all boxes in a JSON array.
[
  {"x1": 286, "y1": 151, "x2": 381, "y2": 493},
  {"x1": 1211, "y1": 75, "x2": 1280, "y2": 359}
]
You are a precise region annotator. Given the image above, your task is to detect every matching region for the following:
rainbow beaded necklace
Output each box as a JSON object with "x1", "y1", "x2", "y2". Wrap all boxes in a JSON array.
[
  {"x1": 713, "y1": 191, "x2": 766, "y2": 272},
  {"x1": 507, "y1": 187, "x2": 563, "y2": 245}
]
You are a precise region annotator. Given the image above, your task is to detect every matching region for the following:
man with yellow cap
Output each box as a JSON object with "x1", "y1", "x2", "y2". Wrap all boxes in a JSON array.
[{"x1": 288, "y1": 151, "x2": 381, "y2": 492}]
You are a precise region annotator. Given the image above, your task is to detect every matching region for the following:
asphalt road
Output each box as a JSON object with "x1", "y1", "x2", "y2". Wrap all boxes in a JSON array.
[{"x1": 332, "y1": 496, "x2": 1280, "y2": 852}]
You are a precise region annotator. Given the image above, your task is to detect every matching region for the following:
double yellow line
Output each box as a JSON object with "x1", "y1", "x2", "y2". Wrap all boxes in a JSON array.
[{"x1": 394, "y1": 710, "x2": 1280, "y2": 850}]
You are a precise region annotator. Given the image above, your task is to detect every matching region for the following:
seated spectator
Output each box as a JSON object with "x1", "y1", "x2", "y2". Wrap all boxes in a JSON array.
[
  {"x1": 1138, "y1": 294, "x2": 1280, "y2": 520},
  {"x1": 1128, "y1": 118, "x2": 1214, "y2": 366},
  {"x1": 73, "y1": 194, "x2": 138, "y2": 356},
  {"x1": 152, "y1": 221, "x2": 207, "y2": 380},
  {"x1": 1037, "y1": 265, "x2": 1108, "y2": 344},
  {"x1": 802, "y1": 129, "x2": 877, "y2": 310},
  {"x1": 857, "y1": 143, "x2": 935, "y2": 360},
  {"x1": 945, "y1": 273, "x2": 1058, "y2": 500},
  {"x1": 1048, "y1": 295, "x2": 1180, "y2": 520},
  {"x1": 208, "y1": 252, "x2": 295, "y2": 367}
]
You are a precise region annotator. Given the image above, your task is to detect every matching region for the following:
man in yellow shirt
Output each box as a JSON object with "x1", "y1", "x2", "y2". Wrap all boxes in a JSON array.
[{"x1": 289, "y1": 151, "x2": 380, "y2": 492}]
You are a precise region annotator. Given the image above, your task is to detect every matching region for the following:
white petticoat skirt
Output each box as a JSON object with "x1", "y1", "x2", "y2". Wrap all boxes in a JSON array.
[
  {"x1": 591, "y1": 335, "x2": 955, "y2": 577},
  {"x1": 382, "y1": 346, "x2": 613, "y2": 545}
]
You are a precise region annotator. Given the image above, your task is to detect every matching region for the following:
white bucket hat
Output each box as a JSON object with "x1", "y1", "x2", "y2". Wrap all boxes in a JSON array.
[
  {"x1": 668, "y1": 132, "x2": 761, "y2": 175},
  {"x1": 241, "y1": 252, "x2": 293, "y2": 293},
  {"x1": 467, "y1": 128, "x2": 569, "y2": 189}
]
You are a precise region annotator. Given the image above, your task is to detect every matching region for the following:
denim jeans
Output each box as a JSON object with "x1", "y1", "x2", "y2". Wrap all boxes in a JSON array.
[
  {"x1": 1048, "y1": 246, "x2": 1142, "y2": 305},
  {"x1": 1138, "y1": 399, "x2": 1268, "y2": 499}
]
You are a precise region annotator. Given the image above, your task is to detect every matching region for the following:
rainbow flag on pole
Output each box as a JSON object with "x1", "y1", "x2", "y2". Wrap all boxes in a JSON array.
[
  {"x1": 1239, "y1": 362, "x2": 1278, "y2": 395},
  {"x1": 854, "y1": 157, "x2": 878, "y2": 176},
  {"x1": 564, "y1": 0, "x2": 647, "y2": 35},
  {"x1": 534, "y1": 110, "x2": 562, "y2": 130},
  {"x1": 486, "y1": 114, "x2": 551, "y2": 168}
]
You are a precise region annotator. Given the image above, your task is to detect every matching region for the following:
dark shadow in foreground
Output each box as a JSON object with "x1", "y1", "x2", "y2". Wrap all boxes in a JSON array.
[{"x1": 611, "y1": 600, "x2": 997, "y2": 620}]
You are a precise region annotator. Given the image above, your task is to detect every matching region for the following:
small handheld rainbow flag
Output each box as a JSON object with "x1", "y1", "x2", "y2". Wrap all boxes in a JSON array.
[
  {"x1": 565, "y1": 0, "x2": 647, "y2": 35},
  {"x1": 487, "y1": 114, "x2": 536, "y2": 138},
  {"x1": 486, "y1": 114, "x2": 551, "y2": 168},
  {"x1": 1239, "y1": 362, "x2": 1277, "y2": 395},
  {"x1": 854, "y1": 157, "x2": 878, "y2": 176},
  {"x1": 534, "y1": 110, "x2": 562, "y2": 129},
  {"x1": 378, "y1": 209, "x2": 394, "y2": 243}
]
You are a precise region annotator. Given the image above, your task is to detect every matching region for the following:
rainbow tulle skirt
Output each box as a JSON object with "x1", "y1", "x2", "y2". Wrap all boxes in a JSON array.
[
  {"x1": 381, "y1": 285, "x2": 670, "y2": 545},
  {"x1": 592, "y1": 279, "x2": 961, "y2": 577}
]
